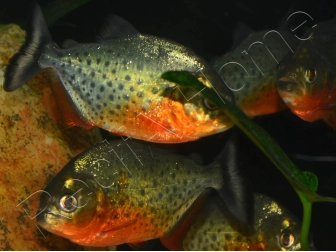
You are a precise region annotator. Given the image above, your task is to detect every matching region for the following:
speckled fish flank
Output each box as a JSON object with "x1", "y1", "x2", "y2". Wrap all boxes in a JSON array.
[
  {"x1": 212, "y1": 29, "x2": 299, "y2": 118},
  {"x1": 164, "y1": 193, "x2": 306, "y2": 251},
  {"x1": 36, "y1": 137, "x2": 251, "y2": 246},
  {"x1": 277, "y1": 17, "x2": 336, "y2": 127},
  {"x1": 4, "y1": 3, "x2": 234, "y2": 143}
]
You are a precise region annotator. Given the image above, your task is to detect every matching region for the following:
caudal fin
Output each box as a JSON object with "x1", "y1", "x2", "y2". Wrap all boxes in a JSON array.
[
  {"x1": 215, "y1": 128, "x2": 254, "y2": 224},
  {"x1": 4, "y1": 2, "x2": 52, "y2": 91}
]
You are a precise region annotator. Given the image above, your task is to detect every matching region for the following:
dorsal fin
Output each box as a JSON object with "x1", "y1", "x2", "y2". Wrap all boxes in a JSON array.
[
  {"x1": 231, "y1": 22, "x2": 253, "y2": 50},
  {"x1": 61, "y1": 39, "x2": 79, "y2": 48},
  {"x1": 96, "y1": 15, "x2": 139, "y2": 42},
  {"x1": 188, "y1": 152, "x2": 204, "y2": 165},
  {"x1": 277, "y1": 4, "x2": 296, "y2": 31}
]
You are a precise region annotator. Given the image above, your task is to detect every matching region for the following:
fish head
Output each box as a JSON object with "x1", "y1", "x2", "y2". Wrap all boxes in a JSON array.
[
  {"x1": 162, "y1": 71, "x2": 234, "y2": 141},
  {"x1": 252, "y1": 194, "x2": 307, "y2": 251},
  {"x1": 36, "y1": 157, "x2": 106, "y2": 245},
  {"x1": 277, "y1": 39, "x2": 331, "y2": 122},
  {"x1": 36, "y1": 143, "x2": 157, "y2": 246}
]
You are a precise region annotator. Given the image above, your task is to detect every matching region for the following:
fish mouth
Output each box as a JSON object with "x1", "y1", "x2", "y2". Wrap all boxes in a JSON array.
[
  {"x1": 36, "y1": 208, "x2": 62, "y2": 225},
  {"x1": 277, "y1": 77, "x2": 299, "y2": 93},
  {"x1": 36, "y1": 208, "x2": 46, "y2": 223}
]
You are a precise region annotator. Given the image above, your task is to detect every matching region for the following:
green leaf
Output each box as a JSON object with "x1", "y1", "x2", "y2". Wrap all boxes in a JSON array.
[
  {"x1": 303, "y1": 171, "x2": 318, "y2": 192},
  {"x1": 162, "y1": 70, "x2": 336, "y2": 251}
]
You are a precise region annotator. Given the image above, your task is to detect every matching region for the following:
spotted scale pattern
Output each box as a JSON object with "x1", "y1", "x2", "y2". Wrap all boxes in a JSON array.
[
  {"x1": 37, "y1": 139, "x2": 225, "y2": 246},
  {"x1": 212, "y1": 30, "x2": 299, "y2": 117},
  {"x1": 181, "y1": 193, "x2": 303, "y2": 251},
  {"x1": 40, "y1": 34, "x2": 234, "y2": 143}
]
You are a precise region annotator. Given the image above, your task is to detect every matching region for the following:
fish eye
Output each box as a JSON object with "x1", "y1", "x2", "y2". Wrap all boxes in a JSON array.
[
  {"x1": 304, "y1": 68, "x2": 317, "y2": 83},
  {"x1": 203, "y1": 98, "x2": 218, "y2": 110},
  {"x1": 60, "y1": 195, "x2": 77, "y2": 212},
  {"x1": 280, "y1": 233, "x2": 295, "y2": 248}
]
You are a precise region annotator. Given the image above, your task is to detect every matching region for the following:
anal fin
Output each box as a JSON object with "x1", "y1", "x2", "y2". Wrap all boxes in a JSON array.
[
  {"x1": 160, "y1": 188, "x2": 213, "y2": 250},
  {"x1": 49, "y1": 74, "x2": 94, "y2": 130}
]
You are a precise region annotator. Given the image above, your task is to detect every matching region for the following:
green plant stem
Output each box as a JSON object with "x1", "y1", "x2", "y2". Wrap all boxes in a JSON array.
[
  {"x1": 223, "y1": 102, "x2": 316, "y2": 250},
  {"x1": 296, "y1": 190, "x2": 312, "y2": 251},
  {"x1": 161, "y1": 70, "x2": 336, "y2": 250}
]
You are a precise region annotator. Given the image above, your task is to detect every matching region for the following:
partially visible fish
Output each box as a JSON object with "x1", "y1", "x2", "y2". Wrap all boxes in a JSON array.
[
  {"x1": 277, "y1": 17, "x2": 336, "y2": 127},
  {"x1": 212, "y1": 24, "x2": 299, "y2": 118},
  {"x1": 4, "y1": 3, "x2": 235, "y2": 143},
  {"x1": 163, "y1": 193, "x2": 309, "y2": 251},
  {"x1": 36, "y1": 135, "x2": 252, "y2": 246}
]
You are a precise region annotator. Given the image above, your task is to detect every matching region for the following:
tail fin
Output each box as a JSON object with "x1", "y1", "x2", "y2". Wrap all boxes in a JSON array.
[
  {"x1": 214, "y1": 128, "x2": 254, "y2": 225},
  {"x1": 4, "y1": 2, "x2": 52, "y2": 91}
]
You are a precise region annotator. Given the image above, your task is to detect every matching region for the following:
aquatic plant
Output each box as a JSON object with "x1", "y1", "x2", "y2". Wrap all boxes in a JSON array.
[{"x1": 162, "y1": 70, "x2": 336, "y2": 250}]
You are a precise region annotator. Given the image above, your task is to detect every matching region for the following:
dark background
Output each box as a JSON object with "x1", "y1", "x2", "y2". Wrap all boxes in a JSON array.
[{"x1": 2, "y1": 0, "x2": 336, "y2": 250}]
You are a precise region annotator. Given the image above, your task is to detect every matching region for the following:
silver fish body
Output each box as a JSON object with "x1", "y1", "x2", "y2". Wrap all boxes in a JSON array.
[
  {"x1": 212, "y1": 29, "x2": 299, "y2": 117},
  {"x1": 36, "y1": 136, "x2": 251, "y2": 246},
  {"x1": 4, "y1": 3, "x2": 235, "y2": 143}
]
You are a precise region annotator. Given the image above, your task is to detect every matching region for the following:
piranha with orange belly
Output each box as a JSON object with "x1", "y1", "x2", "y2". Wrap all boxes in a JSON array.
[
  {"x1": 36, "y1": 136, "x2": 252, "y2": 247},
  {"x1": 277, "y1": 17, "x2": 336, "y2": 127},
  {"x1": 212, "y1": 24, "x2": 299, "y2": 118},
  {"x1": 163, "y1": 193, "x2": 311, "y2": 251},
  {"x1": 4, "y1": 2, "x2": 235, "y2": 143}
]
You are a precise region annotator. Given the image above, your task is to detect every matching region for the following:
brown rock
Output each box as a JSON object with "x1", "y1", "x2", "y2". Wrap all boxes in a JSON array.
[{"x1": 0, "y1": 24, "x2": 107, "y2": 250}]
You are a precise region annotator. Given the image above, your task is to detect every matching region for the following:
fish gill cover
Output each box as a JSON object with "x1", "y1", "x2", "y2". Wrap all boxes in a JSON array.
[{"x1": 0, "y1": 0, "x2": 336, "y2": 250}]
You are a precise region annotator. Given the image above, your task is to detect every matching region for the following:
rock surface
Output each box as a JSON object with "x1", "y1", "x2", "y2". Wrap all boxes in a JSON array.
[{"x1": 0, "y1": 24, "x2": 106, "y2": 250}]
